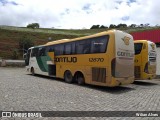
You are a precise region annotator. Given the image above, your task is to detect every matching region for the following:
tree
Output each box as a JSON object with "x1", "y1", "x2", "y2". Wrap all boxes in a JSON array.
[
  {"x1": 27, "y1": 24, "x2": 34, "y2": 29},
  {"x1": 140, "y1": 24, "x2": 144, "y2": 27},
  {"x1": 109, "y1": 24, "x2": 116, "y2": 28},
  {"x1": 33, "y1": 23, "x2": 39, "y2": 28},
  {"x1": 122, "y1": 24, "x2": 127, "y2": 28},
  {"x1": 144, "y1": 23, "x2": 150, "y2": 27},
  {"x1": 27, "y1": 23, "x2": 40, "y2": 29},
  {"x1": 100, "y1": 25, "x2": 108, "y2": 29},
  {"x1": 117, "y1": 23, "x2": 127, "y2": 28},
  {"x1": 90, "y1": 25, "x2": 100, "y2": 29},
  {"x1": 12, "y1": 49, "x2": 19, "y2": 59},
  {"x1": 19, "y1": 36, "x2": 35, "y2": 53},
  {"x1": 129, "y1": 24, "x2": 136, "y2": 28}
]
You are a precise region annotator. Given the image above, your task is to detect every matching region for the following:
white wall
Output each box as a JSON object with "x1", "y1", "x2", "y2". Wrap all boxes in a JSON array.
[{"x1": 157, "y1": 47, "x2": 160, "y2": 75}]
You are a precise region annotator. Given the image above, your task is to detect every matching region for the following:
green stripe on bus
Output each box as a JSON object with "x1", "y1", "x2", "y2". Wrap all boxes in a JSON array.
[{"x1": 36, "y1": 56, "x2": 51, "y2": 72}]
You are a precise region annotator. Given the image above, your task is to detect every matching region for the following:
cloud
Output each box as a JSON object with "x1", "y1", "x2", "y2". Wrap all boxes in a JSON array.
[
  {"x1": 0, "y1": 0, "x2": 159, "y2": 29},
  {"x1": 82, "y1": 3, "x2": 92, "y2": 11},
  {"x1": 122, "y1": 16, "x2": 130, "y2": 21},
  {"x1": 0, "y1": 0, "x2": 18, "y2": 6}
]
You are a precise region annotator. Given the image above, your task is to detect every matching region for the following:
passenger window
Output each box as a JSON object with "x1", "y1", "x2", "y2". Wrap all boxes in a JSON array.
[
  {"x1": 76, "y1": 40, "x2": 85, "y2": 54},
  {"x1": 54, "y1": 44, "x2": 64, "y2": 56},
  {"x1": 83, "y1": 40, "x2": 91, "y2": 54},
  {"x1": 75, "y1": 39, "x2": 91, "y2": 54},
  {"x1": 71, "y1": 42, "x2": 76, "y2": 54},
  {"x1": 65, "y1": 44, "x2": 72, "y2": 55},
  {"x1": 91, "y1": 36, "x2": 108, "y2": 53},
  {"x1": 48, "y1": 45, "x2": 55, "y2": 52}
]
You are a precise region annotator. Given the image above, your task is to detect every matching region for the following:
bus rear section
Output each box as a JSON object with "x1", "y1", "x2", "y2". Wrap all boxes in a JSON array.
[
  {"x1": 134, "y1": 40, "x2": 157, "y2": 80},
  {"x1": 111, "y1": 31, "x2": 135, "y2": 86}
]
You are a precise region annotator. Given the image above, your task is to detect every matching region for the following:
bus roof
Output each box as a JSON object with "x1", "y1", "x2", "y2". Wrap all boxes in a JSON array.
[
  {"x1": 45, "y1": 29, "x2": 124, "y2": 46},
  {"x1": 134, "y1": 40, "x2": 148, "y2": 43},
  {"x1": 134, "y1": 40, "x2": 155, "y2": 44}
]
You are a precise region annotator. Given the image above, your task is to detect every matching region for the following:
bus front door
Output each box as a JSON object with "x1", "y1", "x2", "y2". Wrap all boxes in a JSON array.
[{"x1": 47, "y1": 52, "x2": 56, "y2": 76}]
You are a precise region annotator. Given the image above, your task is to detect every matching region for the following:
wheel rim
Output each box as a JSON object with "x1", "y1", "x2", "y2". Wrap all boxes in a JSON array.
[
  {"x1": 65, "y1": 71, "x2": 72, "y2": 83},
  {"x1": 78, "y1": 77, "x2": 85, "y2": 85}
]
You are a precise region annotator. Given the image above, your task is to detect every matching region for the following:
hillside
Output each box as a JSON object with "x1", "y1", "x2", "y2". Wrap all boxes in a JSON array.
[{"x1": 0, "y1": 25, "x2": 159, "y2": 59}]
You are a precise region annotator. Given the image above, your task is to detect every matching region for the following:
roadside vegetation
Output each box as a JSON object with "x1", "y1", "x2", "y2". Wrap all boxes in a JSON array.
[{"x1": 0, "y1": 25, "x2": 160, "y2": 59}]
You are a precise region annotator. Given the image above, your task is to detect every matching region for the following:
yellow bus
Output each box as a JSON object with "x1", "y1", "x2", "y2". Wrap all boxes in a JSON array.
[
  {"x1": 134, "y1": 40, "x2": 157, "y2": 80},
  {"x1": 25, "y1": 30, "x2": 135, "y2": 87}
]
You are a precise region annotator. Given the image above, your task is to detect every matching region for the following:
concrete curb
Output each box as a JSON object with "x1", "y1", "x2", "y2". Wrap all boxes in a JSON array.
[
  {"x1": 155, "y1": 75, "x2": 160, "y2": 79},
  {"x1": 0, "y1": 59, "x2": 25, "y2": 67}
]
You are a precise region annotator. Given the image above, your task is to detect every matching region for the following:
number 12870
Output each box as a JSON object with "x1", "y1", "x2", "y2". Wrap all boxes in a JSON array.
[{"x1": 89, "y1": 58, "x2": 104, "y2": 62}]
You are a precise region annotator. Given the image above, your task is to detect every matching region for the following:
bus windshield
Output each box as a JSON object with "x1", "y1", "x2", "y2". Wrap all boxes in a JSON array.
[{"x1": 25, "y1": 49, "x2": 31, "y2": 66}]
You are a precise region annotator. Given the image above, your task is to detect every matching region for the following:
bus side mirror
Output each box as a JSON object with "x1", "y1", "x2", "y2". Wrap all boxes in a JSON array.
[{"x1": 23, "y1": 53, "x2": 27, "y2": 59}]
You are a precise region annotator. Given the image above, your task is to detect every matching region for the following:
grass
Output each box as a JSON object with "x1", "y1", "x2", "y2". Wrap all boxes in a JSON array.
[{"x1": 0, "y1": 25, "x2": 160, "y2": 59}]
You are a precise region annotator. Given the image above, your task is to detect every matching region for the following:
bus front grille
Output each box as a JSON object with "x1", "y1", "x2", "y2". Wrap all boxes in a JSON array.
[
  {"x1": 134, "y1": 66, "x2": 141, "y2": 78},
  {"x1": 92, "y1": 67, "x2": 106, "y2": 83}
]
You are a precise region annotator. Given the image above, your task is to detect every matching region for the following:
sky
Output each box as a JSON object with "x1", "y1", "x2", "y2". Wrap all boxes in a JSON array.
[{"x1": 0, "y1": 0, "x2": 160, "y2": 29}]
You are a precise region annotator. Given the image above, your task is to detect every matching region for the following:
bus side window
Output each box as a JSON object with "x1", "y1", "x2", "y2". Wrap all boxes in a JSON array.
[
  {"x1": 76, "y1": 39, "x2": 91, "y2": 54},
  {"x1": 91, "y1": 40, "x2": 100, "y2": 53},
  {"x1": 38, "y1": 48, "x2": 42, "y2": 56},
  {"x1": 76, "y1": 40, "x2": 85, "y2": 54},
  {"x1": 49, "y1": 47, "x2": 53, "y2": 52},
  {"x1": 83, "y1": 40, "x2": 91, "y2": 54},
  {"x1": 65, "y1": 43, "x2": 72, "y2": 55},
  {"x1": 47, "y1": 45, "x2": 55, "y2": 53},
  {"x1": 42, "y1": 48, "x2": 46, "y2": 56},
  {"x1": 91, "y1": 36, "x2": 108, "y2": 53},
  {"x1": 71, "y1": 42, "x2": 76, "y2": 54},
  {"x1": 54, "y1": 44, "x2": 64, "y2": 56}
]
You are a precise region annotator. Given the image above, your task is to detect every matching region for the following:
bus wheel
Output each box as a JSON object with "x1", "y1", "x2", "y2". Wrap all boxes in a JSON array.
[
  {"x1": 77, "y1": 73, "x2": 85, "y2": 85},
  {"x1": 31, "y1": 67, "x2": 35, "y2": 76},
  {"x1": 64, "y1": 70, "x2": 73, "y2": 83}
]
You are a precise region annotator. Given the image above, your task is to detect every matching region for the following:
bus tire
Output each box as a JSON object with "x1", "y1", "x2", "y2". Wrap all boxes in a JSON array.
[
  {"x1": 31, "y1": 67, "x2": 35, "y2": 76},
  {"x1": 64, "y1": 70, "x2": 73, "y2": 83},
  {"x1": 75, "y1": 72, "x2": 85, "y2": 85},
  {"x1": 77, "y1": 77, "x2": 85, "y2": 85}
]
